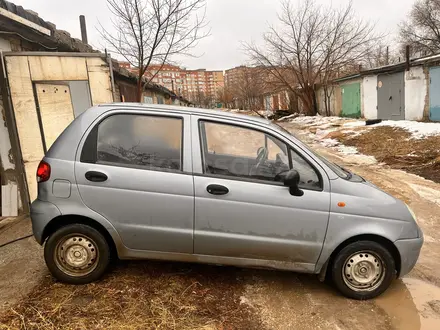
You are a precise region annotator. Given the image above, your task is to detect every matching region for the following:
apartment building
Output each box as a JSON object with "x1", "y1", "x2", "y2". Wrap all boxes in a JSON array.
[
  {"x1": 121, "y1": 62, "x2": 225, "y2": 106},
  {"x1": 224, "y1": 65, "x2": 247, "y2": 89},
  {"x1": 184, "y1": 69, "x2": 224, "y2": 105},
  {"x1": 146, "y1": 64, "x2": 186, "y2": 95}
]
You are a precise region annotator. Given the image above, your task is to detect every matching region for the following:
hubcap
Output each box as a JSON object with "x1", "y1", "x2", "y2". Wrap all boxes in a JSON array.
[
  {"x1": 54, "y1": 234, "x2": 99, "y2": 277},
  {"x1": 342, "y1": 251, "x2": 385, "y2": 292}
]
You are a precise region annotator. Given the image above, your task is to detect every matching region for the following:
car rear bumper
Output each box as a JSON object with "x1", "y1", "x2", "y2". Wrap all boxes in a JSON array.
[
  {"x1": 395, "y1": 234, "x2": 424, "y2": 278},
  {"x1": 30, "y1": 199, "x2": 61, "y2": 244}
]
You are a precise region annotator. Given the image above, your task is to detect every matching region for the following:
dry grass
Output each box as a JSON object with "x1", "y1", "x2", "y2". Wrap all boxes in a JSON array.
[
  {"x1": 338, "y1": 126, "x2": 440, "y2": 183},
  {"x1": 0, "y1": 261, "x2": 264, "y2": 330}
]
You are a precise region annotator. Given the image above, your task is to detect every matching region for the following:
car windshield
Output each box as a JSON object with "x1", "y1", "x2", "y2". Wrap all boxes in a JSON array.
[{"x1": 270, "y1": 122, "x2": 351, "y2": 179}]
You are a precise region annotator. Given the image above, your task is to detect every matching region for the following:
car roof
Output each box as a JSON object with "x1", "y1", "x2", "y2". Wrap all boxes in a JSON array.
[{"x1": 97, "y1": 103, "x2": 272, "y2": 125}]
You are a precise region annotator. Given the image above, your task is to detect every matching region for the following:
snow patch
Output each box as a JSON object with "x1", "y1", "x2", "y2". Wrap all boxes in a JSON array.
[
  {"x1": 342, "y1": 154, "x2": 377, "y2": 165},
  {"x1": 291, "y1": 115, "x2": 343, "y2": 125},
  {"x1": 376, "y1": 120, "x2": 440, "y2": 139},
  {"x1": 342, "y1": 121, "x2": 366, "y2": 128},
  {"x1": 320, "y1": 138, "x2": 339, "y2": 147},
  {"x1": 337, "y1": 145, "x2": 358, "y2": 155},
  {"x1": 277, "y1": 114, "x2": 300, "y2": 122},
  {"x1": 408, "y1": 183, "x2": 440, "y2": 206}
]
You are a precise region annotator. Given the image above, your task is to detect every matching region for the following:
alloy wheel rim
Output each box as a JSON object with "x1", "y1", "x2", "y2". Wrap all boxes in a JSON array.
[
  {"x1": 54, "y1": 234, "x2": 99, "y2": 277},
  {"x1": 342, "y1": 250, "x2": 386, "y2": 292}
]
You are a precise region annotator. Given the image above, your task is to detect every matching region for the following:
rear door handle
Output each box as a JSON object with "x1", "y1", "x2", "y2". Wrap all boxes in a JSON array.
[
  {"x1": 85, "y1": 171, "x2": 108, "y2": 182},
  {"x1": 207, "y1": 184, "x2": 229, "y2": 196}
]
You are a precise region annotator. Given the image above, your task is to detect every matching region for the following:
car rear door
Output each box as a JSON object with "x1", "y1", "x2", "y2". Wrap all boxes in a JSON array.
[
  {"x1": 191, "y1": 115, "x2": 331, "y2": 271},
  {"x1": 75, "y1": 109, "x2": 194, "y2": 253}
]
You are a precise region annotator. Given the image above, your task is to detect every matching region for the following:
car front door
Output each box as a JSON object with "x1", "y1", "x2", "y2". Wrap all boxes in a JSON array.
[
  {"x1": 192, "y1": 116, "x2": 331, "y2": 271},
  {"x1": 75, "y1": 110, "x2": 194, "y2": 253}
]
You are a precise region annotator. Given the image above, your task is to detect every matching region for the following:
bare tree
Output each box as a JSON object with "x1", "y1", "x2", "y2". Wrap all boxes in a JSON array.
[
  {"x1": 245, "y1": 0, "x2": 379, "y2": 116},
  {"x1": 216, "y1": 86, "x2": 234, "y2": 108},
  {"x1": 227, "y1": 66, "x2": 266, "y2": 116},
  {"x1": 99, "y1": 0, "x2": 209, "y2": 101},
  {"x1": 400, "y1": 0, "x2": 440, "y2": 56},
  {"x1": 191, "y1": 87, "x2": 211, "y2": 108},
  {"x1": 363, "y1": 43, "x2": 399, "y2": 69}
]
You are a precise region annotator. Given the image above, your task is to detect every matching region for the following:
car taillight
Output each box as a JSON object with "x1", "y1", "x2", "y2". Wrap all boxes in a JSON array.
[{"x1": 37, "y1": 161, "x2": 51, "y2": 183}]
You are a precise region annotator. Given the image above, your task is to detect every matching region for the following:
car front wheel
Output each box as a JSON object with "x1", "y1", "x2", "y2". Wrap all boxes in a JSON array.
[
  {"x1": 331, "y1": 241, "x2": 396, "y2": 300},
  {"x1": 44, "y1": 224, "x2": 111, "y2": 284}
]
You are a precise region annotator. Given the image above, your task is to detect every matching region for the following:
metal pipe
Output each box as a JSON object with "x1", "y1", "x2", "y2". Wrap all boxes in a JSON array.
[
  {"x1": 107, "y1": 53, "x2": 116, "y2": 102},
  {"x1": 79, "y1": 15, "x2": 88, "y2": 44}
]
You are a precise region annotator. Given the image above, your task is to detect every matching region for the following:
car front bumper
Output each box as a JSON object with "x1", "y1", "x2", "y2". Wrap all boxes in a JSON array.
[{"x1": 395, "y1": 233, "x2": 424, "y2": 278}]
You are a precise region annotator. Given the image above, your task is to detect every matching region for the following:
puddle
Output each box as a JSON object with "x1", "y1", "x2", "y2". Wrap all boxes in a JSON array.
[{"x1": 375, "y1": 278, "x2": 440, "y2": 330}]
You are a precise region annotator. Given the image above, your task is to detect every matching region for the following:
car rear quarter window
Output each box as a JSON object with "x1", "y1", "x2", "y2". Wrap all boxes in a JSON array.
[{"x1": 81, "y1": 114, "x2": 183, "y2": 171}]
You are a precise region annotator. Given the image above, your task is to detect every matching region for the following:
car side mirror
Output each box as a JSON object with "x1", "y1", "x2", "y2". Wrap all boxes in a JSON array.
[{"x1": 280, "y1": 170, "x2": 304, "y2": 197}]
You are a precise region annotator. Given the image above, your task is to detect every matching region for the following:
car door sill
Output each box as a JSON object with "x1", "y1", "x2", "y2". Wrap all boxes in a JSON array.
[{"x1": 118, "y1": 247, "x2": 316, "y2": 273}]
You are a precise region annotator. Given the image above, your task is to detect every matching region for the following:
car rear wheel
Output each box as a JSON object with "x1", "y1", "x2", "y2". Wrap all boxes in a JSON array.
[
  {"x1": 331, "y1": 241, "x2": 396, "y2": 300},
  {"x1": 44, "y1": 224, "x2": 111, "y2": 284}
]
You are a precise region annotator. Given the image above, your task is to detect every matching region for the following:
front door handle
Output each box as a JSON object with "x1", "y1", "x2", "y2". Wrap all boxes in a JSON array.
[
  {"x1": 207, "y1": 184, "x2": 229, "y2": 196},
  {"x1": 85, "y1": 171, "x2": 108, "y2": 182}
]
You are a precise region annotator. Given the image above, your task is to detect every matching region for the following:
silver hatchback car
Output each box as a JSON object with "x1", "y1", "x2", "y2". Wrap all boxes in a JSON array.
[{"x1": 31, "y1": 104, "x2": 423, "y2": 300}]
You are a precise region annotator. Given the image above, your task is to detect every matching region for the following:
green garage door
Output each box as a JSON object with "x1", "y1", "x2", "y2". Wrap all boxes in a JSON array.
[{"x1": 341, "y1": 83, "x2": 361, "y2": 118}]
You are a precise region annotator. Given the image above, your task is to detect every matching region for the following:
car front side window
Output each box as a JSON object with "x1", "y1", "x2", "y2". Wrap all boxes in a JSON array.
[
  {"x1": 199, "y1": 121, "x2": 290, "y2": 183},
  {"x1": 290, "y1": 148, "x2": 321, "y2": 190}
]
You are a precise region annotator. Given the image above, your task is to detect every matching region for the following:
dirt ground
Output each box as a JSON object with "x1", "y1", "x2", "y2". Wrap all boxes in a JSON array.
[
  {"x1": 337, "y1": 126, "x2": 440, "y2": 184},
  {"x1": 0, "y1": 217, "x2": 46, "y2": 314},
  {"x1": 1, "y1": 123, "x2": 440, "y2": 329}
]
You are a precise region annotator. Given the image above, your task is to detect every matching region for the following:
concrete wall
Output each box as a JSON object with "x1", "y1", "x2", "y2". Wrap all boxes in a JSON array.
[
  {"x1": 316, "y1": 85, "x2": 341, "y2": 116},
  {"x1": 316, "y1": 87, "x2": 325, "y2": 115},
  {"x1": 362, "y1": 75, "x2": 378, "y2": 119},
  {"x1": 405, "y1": 66, "x2": 427, "y2": 120}
]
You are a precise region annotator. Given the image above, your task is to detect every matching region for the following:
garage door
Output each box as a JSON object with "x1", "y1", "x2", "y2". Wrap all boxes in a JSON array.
[
  {"x1": 430, "y1": 66, "x2": 440, "y2": 121},
  {"x1": 377, "y1": 72, "x2": 405, "y2": 120},
  {"x1": 341, "y1": 83, "x2": 361, "y2": 118}
]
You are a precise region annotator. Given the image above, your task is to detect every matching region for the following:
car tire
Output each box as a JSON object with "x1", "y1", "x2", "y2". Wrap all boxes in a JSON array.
[
  {"x1": 44, "y1": 224, "x2": 111, "y2": 284},
  {"x1": 331, "y1": 240, "x2": 396, "y2": 300}
]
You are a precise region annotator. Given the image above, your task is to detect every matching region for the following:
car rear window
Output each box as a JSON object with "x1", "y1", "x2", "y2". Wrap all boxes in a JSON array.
[{"x1": 81, "y1": 114, "x2": 183, "y2": 171}]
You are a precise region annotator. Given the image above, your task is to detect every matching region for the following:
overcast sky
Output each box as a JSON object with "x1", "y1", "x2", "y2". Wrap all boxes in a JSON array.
[{"x1": 16, "y1": 0, "x2": 415, "y2": 70}]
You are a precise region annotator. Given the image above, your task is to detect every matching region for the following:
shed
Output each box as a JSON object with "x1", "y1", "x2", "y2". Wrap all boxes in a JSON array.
[{"x1": 1, "y1": 52, "x2": 114, "y2": 206}]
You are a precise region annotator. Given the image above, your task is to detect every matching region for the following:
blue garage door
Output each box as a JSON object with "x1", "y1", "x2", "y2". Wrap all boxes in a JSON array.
[{"x1": 430, "y1": 67, "x2": 440, "y2": 121}]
